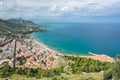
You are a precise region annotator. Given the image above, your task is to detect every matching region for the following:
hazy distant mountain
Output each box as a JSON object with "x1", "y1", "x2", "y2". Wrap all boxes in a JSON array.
[{"x1": 0, "y1": 18, "x2": 39, "y2": 28}]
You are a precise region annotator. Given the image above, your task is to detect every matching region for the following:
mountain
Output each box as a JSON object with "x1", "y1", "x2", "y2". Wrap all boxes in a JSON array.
[
  {"x1": 7, "y1": 19, "x2": 39, "y2": 27},
  {"x1": 0, "y1": 18, "x2": 46, "y2": 37},
  {"x1": 0, "y1": 19, "x2": 39, "y2": 28}
]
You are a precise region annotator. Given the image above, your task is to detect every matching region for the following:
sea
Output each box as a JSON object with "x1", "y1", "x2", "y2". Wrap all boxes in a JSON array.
[{"x1": 33, "y1": 23, "x2": 120, "y2": 58}]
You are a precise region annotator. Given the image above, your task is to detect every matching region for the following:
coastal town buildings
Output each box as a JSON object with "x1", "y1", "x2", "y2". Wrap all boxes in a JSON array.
[
  {"x1": 0, "y1": 37, "x2": 59, "y2": 69},
  {"x1": 0, "y1": 37, "x2": 114, "y2": 69}
]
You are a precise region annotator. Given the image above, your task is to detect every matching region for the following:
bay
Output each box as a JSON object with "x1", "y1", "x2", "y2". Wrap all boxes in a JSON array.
[{"x1": 33, "y1": 23, "x2": 120, "y2": 57}]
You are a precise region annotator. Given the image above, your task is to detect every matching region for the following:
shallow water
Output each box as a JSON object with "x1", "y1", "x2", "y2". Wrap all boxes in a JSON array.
[{"x1": 33, "y1": 23, "x2": 120, "y2": 57}]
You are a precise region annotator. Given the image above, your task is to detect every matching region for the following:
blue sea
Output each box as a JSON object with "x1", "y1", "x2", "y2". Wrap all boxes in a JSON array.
[{"x1": 33, "y1": 23, "x2": 120, "y2": 57}]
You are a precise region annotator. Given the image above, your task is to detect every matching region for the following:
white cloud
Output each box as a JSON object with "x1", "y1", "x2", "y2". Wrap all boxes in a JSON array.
[
  {"x1": 50, "y1": 5, "x2": 57, "y2": 11},
  {"x1": 0, "y1": 0, "x2": 120, "y2": 20},
  {"x1": 60, "y1": 6, "x2": 69, "y2": 12}
]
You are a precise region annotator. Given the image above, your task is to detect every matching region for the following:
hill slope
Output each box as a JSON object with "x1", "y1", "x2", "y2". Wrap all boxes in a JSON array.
[
  {"x1": 0, "y1": 19, "x2": 39, "y2": 28},
  {"x1": 0, "y1": 18, "x2": 46, "y2": 38}
]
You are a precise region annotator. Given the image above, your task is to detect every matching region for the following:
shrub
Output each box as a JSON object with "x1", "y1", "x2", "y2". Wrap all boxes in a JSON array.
[
  {"x1": 52, "y1": 77, "x2": 57, "y2": 80},
  {"x1": 0, "y1": 64, "x2": 13, "y2": 78}
]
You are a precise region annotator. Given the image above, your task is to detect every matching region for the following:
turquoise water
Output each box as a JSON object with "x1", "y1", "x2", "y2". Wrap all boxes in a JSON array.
[{"x1": 33, "y1": 23, "x2": 120, "y2": 57}]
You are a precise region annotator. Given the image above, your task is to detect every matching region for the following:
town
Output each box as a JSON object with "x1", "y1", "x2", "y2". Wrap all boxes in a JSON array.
[{"x1": 0, "y1": 19, "x2": 59, "y2": 69}]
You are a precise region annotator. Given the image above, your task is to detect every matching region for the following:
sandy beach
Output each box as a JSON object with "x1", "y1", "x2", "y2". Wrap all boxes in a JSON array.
[
  {"x1": 1, "y1": 34, "x2": 113, "y2": 69},
  {"x1": 32, "y1": 37, "x2": 115, "y2": 63},
  {"x1": 32, "y1": 38, "x2": 63, "y2": 56}
]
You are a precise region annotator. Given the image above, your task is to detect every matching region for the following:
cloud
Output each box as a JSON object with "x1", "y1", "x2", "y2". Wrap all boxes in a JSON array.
[
  {"x1": 60, "y1": 6, "x2": 69, "y2": 12},
  {"x1": 0, "y1": 0, "x2": 120, "y2": 21},
  {"x1": 50, "y1": 5, "x2": 57, "y2": 11}
]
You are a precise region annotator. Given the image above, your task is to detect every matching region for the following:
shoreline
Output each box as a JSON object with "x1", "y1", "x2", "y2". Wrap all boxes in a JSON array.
[
  {"x1": 32, "y1": 36, "x2": 63, "y2": 56},
  {"x1": 31, "y1": 35, "x2": 115, "y2": 63},
  {"x1": 31, "y1": 34, "x2": 89, "y2": 57}
]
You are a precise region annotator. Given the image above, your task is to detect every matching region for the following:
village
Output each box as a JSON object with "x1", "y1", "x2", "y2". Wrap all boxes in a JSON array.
[{"x1": 0, "y1": 36, "x2": 61, "y2": 70}]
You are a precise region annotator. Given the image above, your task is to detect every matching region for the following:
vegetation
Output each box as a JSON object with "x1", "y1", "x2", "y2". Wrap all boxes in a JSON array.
[
  {"x1": 103, "y1": 55, "x2": 120, "y2": 80},
  {"x1": 0, "y1": 72, "x2": 103, "y2": 80},
  {"x1": 0, "y1": 18, "x2": 47, "y2": 40},
  {"x1": 0, "y1": 49, "x2": 2, "y2": 52},
  {"x1": 0, "y1": 55, "x2": 114, "y2": 80},
  {"x1": 16, "y1": 56, "x2": 27, "y2": 65},
  {"x1": 0, "y1": 64, "x2": 13, "y2": 78},
  {"x1": 0, "y1": 64, "x2": 64, "y2": 78},
  {"x1": 63, "y1": 55, "x2": 113, "y2": 74},
  {"x1": 0, "y1": 19, "x2": 119, "y2": 79}
]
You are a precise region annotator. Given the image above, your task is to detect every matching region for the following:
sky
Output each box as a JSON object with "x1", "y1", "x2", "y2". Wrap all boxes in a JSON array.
[{"x1": 0, "y1": 0, "x2": 120, "y2": 22}]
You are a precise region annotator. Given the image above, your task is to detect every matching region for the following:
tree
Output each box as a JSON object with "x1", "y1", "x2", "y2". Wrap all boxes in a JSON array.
[
  {"x1": 0, "y1": 64, "x2": 13, "y2": 78},
  {"x1": 17, "y1": 56, "x2": 26, "y2": 65},
  {"x1": 64, "y1": 65, "x2": 72, "y2": 74},
  {"x1": 15, "y1": 68, "x2": 25, "y2": 75},
  {"x1": 52, "y1": 77, "x2": 57, "y2": 80},
  {"x1": 103, "y1": 69, "x2": 113, "y2": 80},
  {"x1": 113, "y1": 55, "x2": 120, "y2": 80},
  {"x1": 104, "y1": 55, "x2": 120, "y2": 80},
  {"x1": 36, "y1": 68, "x2": 42, "y2": 78}
]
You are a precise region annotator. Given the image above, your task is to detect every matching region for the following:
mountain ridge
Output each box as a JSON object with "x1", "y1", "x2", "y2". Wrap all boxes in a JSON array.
[{"x1": 0, "y1": 18, "x2": 39, "y2": 28}]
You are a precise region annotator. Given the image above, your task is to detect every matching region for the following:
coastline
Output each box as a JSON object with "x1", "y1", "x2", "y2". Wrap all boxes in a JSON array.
[
  {"x1": 31, "y1": 34, "x2": 115, "y2": 63},
  {"x1": 31, "y1": 35, "x2": 63, "y2": 56}
]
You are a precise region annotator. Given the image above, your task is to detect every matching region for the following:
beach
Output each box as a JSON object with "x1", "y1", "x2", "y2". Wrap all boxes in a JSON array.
[
  {"x1": 32, "y1": 37, "x2": 115, "y2": 63},
  {"x1": 33, "y1": 38, "x2": 63, "y2": 56},
  {"x1": 0, "y1": 35, "x2": 115, "y2": 69},
  {"x1": 33, "y1": 23, "x2": 120, "y2": 57},
  {"x1": 19, "y1": 37, "x2": 63, "y2": 69}
]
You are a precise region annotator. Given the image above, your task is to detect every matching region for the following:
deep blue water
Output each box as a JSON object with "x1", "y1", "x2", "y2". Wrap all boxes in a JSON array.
[{"x1": 33, "y1": 23, "x2": 120, "y2": 57}]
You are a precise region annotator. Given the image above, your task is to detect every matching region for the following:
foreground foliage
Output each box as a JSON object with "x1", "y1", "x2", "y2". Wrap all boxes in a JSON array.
[
  {"x1": 0, "y1": 56, "x2": 114, "y2": 79},
  {"x1": 63, "y1": 56, "x2": 113, "y2": 74},
  {"x1": 0, "y1": 72, "x2": 103, "y2": 80},
  {"x1": 103, "y1": 55, "x2": 120, "y2": 80},
  {"x1": 0, "y1": 64, "x2": 64, "y2": 78}
]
